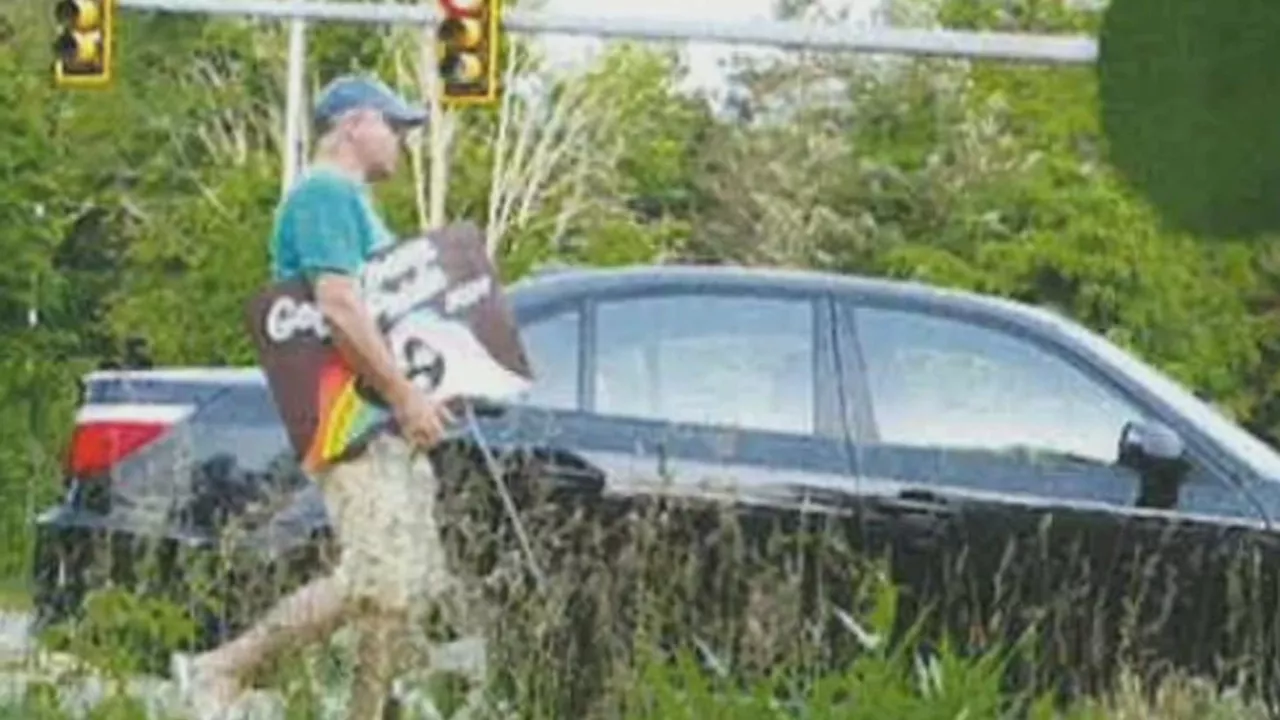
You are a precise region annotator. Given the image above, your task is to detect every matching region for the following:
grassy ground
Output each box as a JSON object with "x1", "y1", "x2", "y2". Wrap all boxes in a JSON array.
[{"x1": 0, "y1": 643, "x2": 1270, "y2": 719}]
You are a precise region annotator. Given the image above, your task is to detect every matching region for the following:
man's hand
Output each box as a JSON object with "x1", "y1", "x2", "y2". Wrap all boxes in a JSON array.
[
  {"x1": 390, "y1": 389, "x2": 455, "y2": 449},
  {"x1": 314, "y1": 273, "x2": 454, "y2": 449}
]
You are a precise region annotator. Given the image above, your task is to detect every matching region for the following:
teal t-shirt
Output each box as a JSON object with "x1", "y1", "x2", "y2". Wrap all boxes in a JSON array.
[{"x1": 269, "y1": 166, "x2": 394, "y2": 282}]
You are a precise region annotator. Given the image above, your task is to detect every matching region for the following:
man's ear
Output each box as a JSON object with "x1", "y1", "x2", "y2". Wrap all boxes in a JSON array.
[{"x1": 327, "y1": 110, "x2": 362, "y2": 142}]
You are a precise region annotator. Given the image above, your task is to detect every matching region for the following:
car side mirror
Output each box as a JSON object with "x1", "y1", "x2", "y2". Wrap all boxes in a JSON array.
[
  {"x1": 1118, "y1": 419, "x2": 1190, "y2": 510},
  {"x1": 1119, "y1": 419, "x2": 1185, "y2": 465}
]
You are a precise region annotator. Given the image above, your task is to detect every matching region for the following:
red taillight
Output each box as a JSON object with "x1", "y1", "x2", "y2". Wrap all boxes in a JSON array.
[{"x1": 66, "y1": 421, "x2": 171, "y2": 478}]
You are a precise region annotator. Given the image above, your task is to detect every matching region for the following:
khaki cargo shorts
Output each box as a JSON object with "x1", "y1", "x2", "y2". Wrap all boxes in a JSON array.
[{"x1": 315, "y1": 433, "x2": 450, "y2": 615}]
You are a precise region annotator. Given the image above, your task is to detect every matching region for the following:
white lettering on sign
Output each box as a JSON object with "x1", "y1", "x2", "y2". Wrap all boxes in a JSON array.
[
  {"x1": 364, "y1": 238, "x2": 437, "y2": 290},
  {"x1": 445, "y1": 275, "x2": 492, "y2": 315},
  {"x1": 362, "y1": 241, "x2": 448, "y2": 326},
  {"x1": 384, "y1": 265, "x2": 447, "y2": 322},
  {"x1": 266, "y1": 296, "x2": 330, "y2": 343}
]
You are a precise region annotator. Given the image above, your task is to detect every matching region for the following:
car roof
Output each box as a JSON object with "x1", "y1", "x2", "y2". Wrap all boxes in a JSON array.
[
  {"x1": 509, "y1": 263, "x2": 1073, "y2": 335},
  {"x1": 85, "y1": 265, "x2": 1077, "y2": 388}
]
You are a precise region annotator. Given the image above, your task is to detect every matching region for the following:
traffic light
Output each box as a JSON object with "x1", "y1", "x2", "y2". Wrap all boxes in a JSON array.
[
  {"x1": 436, "y1": 0, "x2": 501, "y2": 106},
  {"x1": 53, "y1": 0, "x2": 114, "y2": 87}
]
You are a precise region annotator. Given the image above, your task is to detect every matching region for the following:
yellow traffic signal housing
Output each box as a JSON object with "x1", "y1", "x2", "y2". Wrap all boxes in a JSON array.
[
  {"x1": 436, "y1": 0, "x2": 501, "y2": 106},
  {"x1": 53, "y1": 0, "x2": 114, "y2": 87}
]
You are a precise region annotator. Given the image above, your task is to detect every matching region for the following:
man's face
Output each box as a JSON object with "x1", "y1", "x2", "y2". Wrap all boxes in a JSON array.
[{"x1": 347, "y1": 109, "x2": 408, "y2": 180}]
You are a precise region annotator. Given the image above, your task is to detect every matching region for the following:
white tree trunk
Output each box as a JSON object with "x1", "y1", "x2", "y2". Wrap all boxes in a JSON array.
[
  {"x1": 396, "y1": 15, "x2": 454, "y2": 233},
  {"x1": 483, "y1": 49, "x2": 636, "y2": 260},
  {"x1": 391, "y1": 20, "x2": 665, "y2": 258}
]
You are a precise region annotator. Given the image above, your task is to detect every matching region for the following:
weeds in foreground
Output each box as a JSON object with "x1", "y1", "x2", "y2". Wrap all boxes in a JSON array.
[{"x1": 10, "y1": 458, "x2": 1280, "y2": 717}]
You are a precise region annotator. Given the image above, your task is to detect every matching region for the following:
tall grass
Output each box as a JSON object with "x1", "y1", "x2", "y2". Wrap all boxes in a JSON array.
[{"x1": 9, "y1": 453, "x2": 1280, "y2": 717}]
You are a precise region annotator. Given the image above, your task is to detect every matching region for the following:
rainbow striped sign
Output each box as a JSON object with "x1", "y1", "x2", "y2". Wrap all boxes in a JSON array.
[{"x1": 245, "y1": 223, "x2": 533, "y2": 474}]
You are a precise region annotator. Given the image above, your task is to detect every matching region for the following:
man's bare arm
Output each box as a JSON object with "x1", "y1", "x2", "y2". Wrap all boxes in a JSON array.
[{"x1": 313, "y1": 273, "x2": 415, "y2": 408}]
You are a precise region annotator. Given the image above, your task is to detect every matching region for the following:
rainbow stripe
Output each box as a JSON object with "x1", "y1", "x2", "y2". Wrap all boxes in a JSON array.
[{"x1": 301, "y1": 353, "x2": 391, "y2": 473}]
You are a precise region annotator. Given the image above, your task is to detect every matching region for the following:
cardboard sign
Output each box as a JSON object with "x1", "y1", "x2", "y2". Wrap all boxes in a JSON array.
[{"x1": 245, "y1": 222, "x2": 533, "y2": 474}]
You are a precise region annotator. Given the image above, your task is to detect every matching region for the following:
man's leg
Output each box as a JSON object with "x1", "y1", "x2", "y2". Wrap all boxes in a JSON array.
[
  {"x1": 189, "y1": 574, "x2": 349, "y2": 681},
  {"x1": 344, "y1": 436, "x2": 454, "y2": 719},
  {"x1": 347, "y1": 607, "x2": 410, "y2": 719},
  {"x1": 180, "y1": 452, "x2": 376, "y2": 706}
]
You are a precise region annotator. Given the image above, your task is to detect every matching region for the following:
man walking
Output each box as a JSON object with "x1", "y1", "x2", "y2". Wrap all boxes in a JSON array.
[{"x1": 173, "y1": 73, "x2": 456, "y2": 720}]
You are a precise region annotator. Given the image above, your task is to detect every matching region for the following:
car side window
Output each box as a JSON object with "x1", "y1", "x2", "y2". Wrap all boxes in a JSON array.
[
  {"x1": 515, "y1": 308, "x2": 581, "y2": 411},
  {"x1": 853, "y1": 307, "x2": 1147, "y2": 464},
  {"x1": 593, "y1": 293, "x2": 816, "y2": 435},
  {"x1": 1178, "y1": 472, "x2": 1261, "y2": 519}
]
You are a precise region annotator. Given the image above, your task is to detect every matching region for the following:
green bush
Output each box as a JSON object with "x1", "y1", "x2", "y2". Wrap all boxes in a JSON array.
[{"x1": 38, "y1": 587, "x2": 198, "y2": 682}]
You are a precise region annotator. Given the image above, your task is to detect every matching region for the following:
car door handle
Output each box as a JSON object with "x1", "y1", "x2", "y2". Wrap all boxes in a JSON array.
[
  {"x1": 546, "y1": 464, "x2": 605, "y2": 489},
  {"x1": 888, "y1": 489, "x2": 953, "y2": 516},
  {"x1": 531, "y1": 455, "x2": 606, "y2": 495}
]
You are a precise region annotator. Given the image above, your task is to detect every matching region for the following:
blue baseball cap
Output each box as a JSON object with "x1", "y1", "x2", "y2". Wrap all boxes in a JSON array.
[{"x1": 313, "y1": 74, "x2": 429, "y2": 128}]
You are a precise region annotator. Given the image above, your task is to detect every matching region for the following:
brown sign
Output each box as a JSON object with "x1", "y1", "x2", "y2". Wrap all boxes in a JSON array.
[{"x1": 244, "y1": 222, "x2": 533, "y2": 474}]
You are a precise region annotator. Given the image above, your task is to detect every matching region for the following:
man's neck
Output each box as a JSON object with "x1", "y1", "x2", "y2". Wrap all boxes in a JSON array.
[{"x1": 309, "y1": 151, "x2": 368, "y2": 186}]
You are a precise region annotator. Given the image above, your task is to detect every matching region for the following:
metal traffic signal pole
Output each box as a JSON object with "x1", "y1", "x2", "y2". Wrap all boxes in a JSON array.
[
  {"x1": 281, "y1": 17, "x2": 308, "y2": 195},
  {"x1": 106, "y1": 0, "x2": 1099, "y2": 214},
  {"x1": 113, "y1": 0, "x2": 1098, "y2": 63}
]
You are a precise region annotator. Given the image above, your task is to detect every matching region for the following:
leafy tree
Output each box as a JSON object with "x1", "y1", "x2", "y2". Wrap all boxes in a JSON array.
[{"x1": 696, "y1": 0, "x2": 1275, "y2": 433}]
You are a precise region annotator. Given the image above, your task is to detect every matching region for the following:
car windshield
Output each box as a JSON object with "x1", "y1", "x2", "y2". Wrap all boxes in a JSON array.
[{"x1": 1058, "y1": 318, "x2": 1280, "y2": 481}]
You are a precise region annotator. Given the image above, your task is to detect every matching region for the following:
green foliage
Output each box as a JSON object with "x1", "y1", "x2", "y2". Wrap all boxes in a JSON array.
[
  {"x1": 1099, "y1": 0, "x2": 1280, "y2": 239},
  {"x1": 38, "y1": 588, "x2": 198, "y2": 681},
  {"x1": 623, "y1": 578, "x2": 1037, "y2": 719},
  {"x1": 105, "y1": 153, "x2": 281, "y2": 365}
]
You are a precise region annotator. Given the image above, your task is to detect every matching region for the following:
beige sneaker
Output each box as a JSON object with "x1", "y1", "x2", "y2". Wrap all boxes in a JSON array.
[{"x1": 170, "y1": 652, "x2": 243, "y2": 720}]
